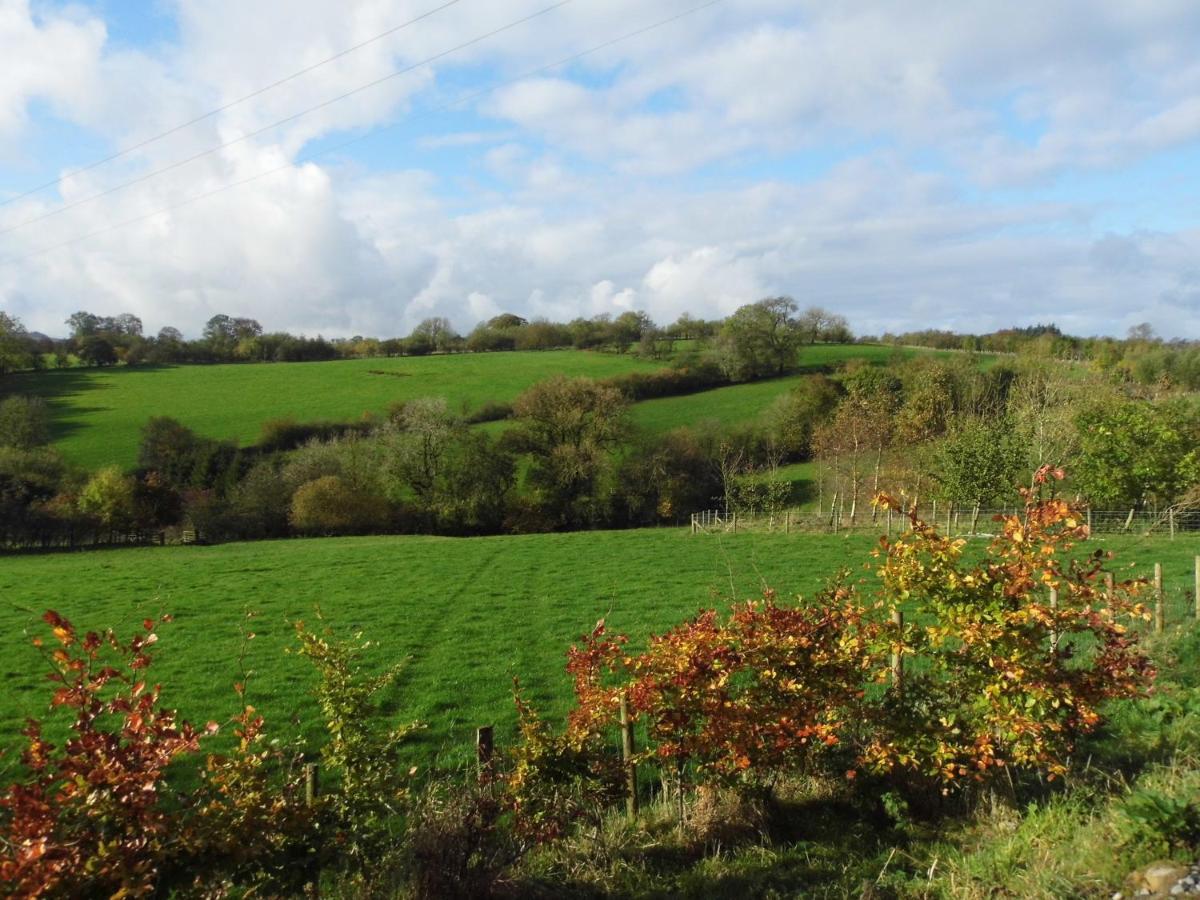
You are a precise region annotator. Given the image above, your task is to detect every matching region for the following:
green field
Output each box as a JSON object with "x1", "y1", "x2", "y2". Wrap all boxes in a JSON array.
[
  {"x1": 3, "y1": 351, "x2": 665, "y2": 470},
  {"x1": 629, "y1": 343, "x2": 953, "y2": 435},
  {"x1": 1, "y1": 527, "x2": 1194, "y2": 767},
  {"x1": 4, "y1": 343, "x2": 963, "y2": 471}
]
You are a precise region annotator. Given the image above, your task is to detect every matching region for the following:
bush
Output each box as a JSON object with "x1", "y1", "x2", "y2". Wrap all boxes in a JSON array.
[
  {"x1": 0, "y1": 395, "x2": 50, "y2": 449},
  {"x1": 259, "y1": 416, "x2": 373, "y2": 453},
  {"x1": 862, "y1": 470, "x2": 1155, "y2": 787},
  {"x1": 290, "y1": 475, "x2": 391, "y2": 535},
  {"x1": 0, "y1": 612, "x2": 215, "y2": 896}
]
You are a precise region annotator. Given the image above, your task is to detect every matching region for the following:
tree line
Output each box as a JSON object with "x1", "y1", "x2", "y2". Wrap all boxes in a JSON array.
[
  {"x1": 882, "y1": 321, "x2": 1200, "y2": 390},
  {"x1": 0, "y1": 301, "x2": 852, "y2": 370}
]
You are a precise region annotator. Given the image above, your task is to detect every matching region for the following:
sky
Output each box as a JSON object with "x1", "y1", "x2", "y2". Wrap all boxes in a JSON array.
[{"x1": 1, "y1": 0, "x2": 1199, "y2": 340}]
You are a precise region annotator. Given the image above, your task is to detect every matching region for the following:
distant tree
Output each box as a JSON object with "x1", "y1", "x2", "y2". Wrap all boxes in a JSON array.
[
  {"x1": 410, "y1": 317, "x2": 458, "y2": 353},
  {"x1": 78, "y1": 336, "x2": 117, "y2": 367},
  {"x1": 934, "y1": 417, "x2": 1025, "y2": 510},
  {"x1": 508, "y1": 376, "x2": 629, "y2": 526},
  {"x1": 131, "y1": 471, "x2": 182, "y2": 532},
  {"x1": 78, "y1": 466, "x2": 136, "y2": 536},
  {"x1": 487, "y1": 313, "x2": 528, "y2": 329},
  {"x1": 1127, "y1": 322, "x2": 1157, "y2": 343},
  {"x1": 610, "y1": 311, "x2": 653, "y2": 352},
  {"x1": 761, "y1": 374, "x2": 842, "y2": 461},
  {"x1": 65, "y1": 311, "x2": 101, "y2": 338},
  {"x1": 384, "y1": 398, "x2": 462, "y2": 510},
  {"x1": 513, "y1": 319, "x2": 571, "y2": 351},
  {"x1": 717, "y1": 296, "x2": 802, "y2": 381},
  {"x1": 616, "y1": 427, "x2": 723, "y2": 524},
  {"x1": 0, "y1": 446, "x2": 69, "y2": 545},
  {"x1": 466, "y1": 324, "x2": 516, "y2": 353},
  {"x1": 894, "y1": 360, "x2": 959, "y2": 444},
  {"x1": 0, "y1": 396, "x2": 50, "y2": 449},
  {"x1": 0, "y1": 312, "x2": 36, "y2": 374},
  {"x1": 138, "y1": 417, "x2": 203, "y2": 485},
  {"x1": 433, "y1": 432, "x2": 515, "y2": 533},
  {"x1": 290, "y1": 475, "x2": 389, "y2": 535},
  {"x1": 223, "y1": 462, "x2": 291, "y2": 539},
  {"x1": 112, "y1": 313, "x2": 143, "y2": 337},
  {"x1": 1075, "y1": 401, "x2": 1200, "y2": 509},
  {"x1": 797, "y1": 307, "x2": 831, "y2": 344},
  {"x1": 203, "y1": 315, "x2": 262, "y2": 356},
  {"x1": 157, "y1": 326, "x2": 184, "y2": 343}
]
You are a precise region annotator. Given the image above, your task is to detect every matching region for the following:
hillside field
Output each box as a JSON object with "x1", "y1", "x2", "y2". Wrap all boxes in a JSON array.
[
  {"x1": 3, "y1": 343, "x2": 944, "y2": 471},
  {"x1": 1, "y1": 526, "x2": 1194, "y2": 766},
  {"x1": 2, "y1": 350, "x2": 665, "y2": 470}
]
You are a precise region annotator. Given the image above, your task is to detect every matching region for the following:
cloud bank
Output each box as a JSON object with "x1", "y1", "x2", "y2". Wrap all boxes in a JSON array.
[{"x1": 1, "y1": 0, "x2": 1198, "y2": 338}]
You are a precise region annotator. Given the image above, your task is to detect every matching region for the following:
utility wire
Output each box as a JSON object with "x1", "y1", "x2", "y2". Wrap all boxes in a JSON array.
[
  {"x1": 0, "y1": 0, "x2": 464, "y2": 209},
  {"x1": 2, "y1": 0, "x2": 725, "y2": 267},
  {"x1": 0, "y1": 0, "x2": 572, "y2": 238}
]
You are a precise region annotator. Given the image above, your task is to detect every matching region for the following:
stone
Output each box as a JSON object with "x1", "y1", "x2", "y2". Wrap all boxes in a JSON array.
[{"x1": 1138, "y1": 862, "x2": 1191, "y2": 895}]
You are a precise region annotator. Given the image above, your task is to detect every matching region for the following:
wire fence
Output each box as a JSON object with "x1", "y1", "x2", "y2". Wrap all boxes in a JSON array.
[{"x1": 689, "y1": 504, "x2": 1200, "y2": 537}]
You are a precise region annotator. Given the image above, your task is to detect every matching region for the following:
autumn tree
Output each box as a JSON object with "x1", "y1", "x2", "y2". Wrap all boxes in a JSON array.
[
  {"x1": 78, "y1": 466, "x2": 137, "y2": 538},
  {"x1": 289, "y1": 475, "x2": 390, "y2": 535}
]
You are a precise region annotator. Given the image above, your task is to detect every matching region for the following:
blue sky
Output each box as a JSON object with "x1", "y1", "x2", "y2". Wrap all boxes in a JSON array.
[{"x1": 2, "y1": 0, "x2": 1199, "y2": 339}]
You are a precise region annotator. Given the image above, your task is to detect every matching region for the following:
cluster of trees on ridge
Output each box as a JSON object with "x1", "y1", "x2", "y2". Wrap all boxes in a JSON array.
[
  {"x1": 1, "y1": 294, "x2": 1197, "y2": 550},
  {"x1": 885, "y1": 321, "x2": 1200, "y2": 390},
  {"x1": 0, "y1": 302, "x2": 852, "y2": 371}
]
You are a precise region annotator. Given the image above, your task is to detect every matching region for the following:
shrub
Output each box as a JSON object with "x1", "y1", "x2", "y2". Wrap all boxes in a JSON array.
[
  {"x1": 862, "y1": 468, "x2": 1155, "y2": 788},
  {"x1": 292, "y1": 620, "x2": 421, "y2": 876},
  {"x1": 0, "y1": 612, "x2": 215, "y2": 896},
  {"x1": 0, "y1": 395, "x2": 50, "y2": 449},
  {"x1": 289, "y1": 475, "x2": 391, "y2": 535},
  {"x1": 567, "y1": 590, "x2": 875, "y2": 787}
]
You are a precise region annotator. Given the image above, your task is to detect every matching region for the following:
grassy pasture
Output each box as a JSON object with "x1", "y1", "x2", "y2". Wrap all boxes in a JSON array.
[
  {"x1": 4, "y1": 342, "x2": 957, "y2": 471},
  {"x1": 629, "y1": 343, "x2": 909, "y2": 435},
  {"x1": 0, "y1": 527, "x2": 1193, "y2": 768},
  {"x1": 2, "y1": 350, "x2": 665, "y2": 470}
]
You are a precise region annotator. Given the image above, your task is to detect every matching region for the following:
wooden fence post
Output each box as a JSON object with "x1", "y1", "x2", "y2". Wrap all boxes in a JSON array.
[
  {"x1": 476, "y1": 725, "x2": 495, "y2": 780},
  {"x1": 1048, "y1": 587, "x2": 1060, "y2": 653},
  {"x1": 784, "y1": 510, "x2": 791, "y2": 535},
  {"x1": 1194, "y1": 555, "x2": 1200, "y2": 621},
  {"x1": 304, "y1": 762, "x2": 319, "y2": 807},
  {"x1": 1086, "y1": 507, "x2": 1092, "y2": 533},
  {"x1": 619, "y1": 694, "x2": 638, "y2": 819},
  {"x1": 1169, "y1": 507, "x2": 1176, "y2": 540},
  {"x1": 886, "y1": 506, "x2": 892, "y2": 537},
  {"x1": 1154, "y1": 563, "x2": 1165, "y2": 634},
  {"x1": 304, "y1": 762, "x2": 321, "y2": 897},
  {"x1": 890, "y1": 609, "x2": 904, "y2": 691},
  {"x1": 932, "y1": 500, "x2": 938, "y2": 528},
  {"x1": 1105, "y1": 571, "x2": 1114, "y2": 598}
]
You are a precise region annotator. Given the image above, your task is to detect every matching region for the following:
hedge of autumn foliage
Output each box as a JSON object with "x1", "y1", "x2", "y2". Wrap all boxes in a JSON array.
[
  {"x1": 546, "y1": 467, "x2": 1155, "y2": 802},
  {"x1": 0, "y1": 470, "x2": 1157, "y2": 895}
]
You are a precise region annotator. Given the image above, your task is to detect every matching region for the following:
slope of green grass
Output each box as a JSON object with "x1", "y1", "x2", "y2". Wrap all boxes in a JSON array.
[
  {"x1": 0, "y1": 528, "x2": 1193, "y2": 767},
  {"x1": 630, "y1": 343, "x2": 927, "y2": 435},
  {"x1": 4, "y1": 351, "x2": 665, "y2": 470}
]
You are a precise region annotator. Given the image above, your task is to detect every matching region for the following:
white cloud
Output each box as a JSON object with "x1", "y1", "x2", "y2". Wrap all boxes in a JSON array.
[
  {"x1": 0, "y1": 0, "x2": 106, "y2": 152},
  {"x1": 1, "y1": 0, "x2": 1200, "y2": 341}
]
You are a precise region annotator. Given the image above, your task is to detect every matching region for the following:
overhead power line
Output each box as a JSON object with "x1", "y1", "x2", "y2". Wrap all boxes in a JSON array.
[
  {"x1": 0, "y1": 0, "x2": 464, "y2": 210},
  {"x1": 1, "y1": 0, "x2": 726, "y2": 267},
  {"x1": 0, "y1": 0, "x2": 572, "y2": 238}
]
